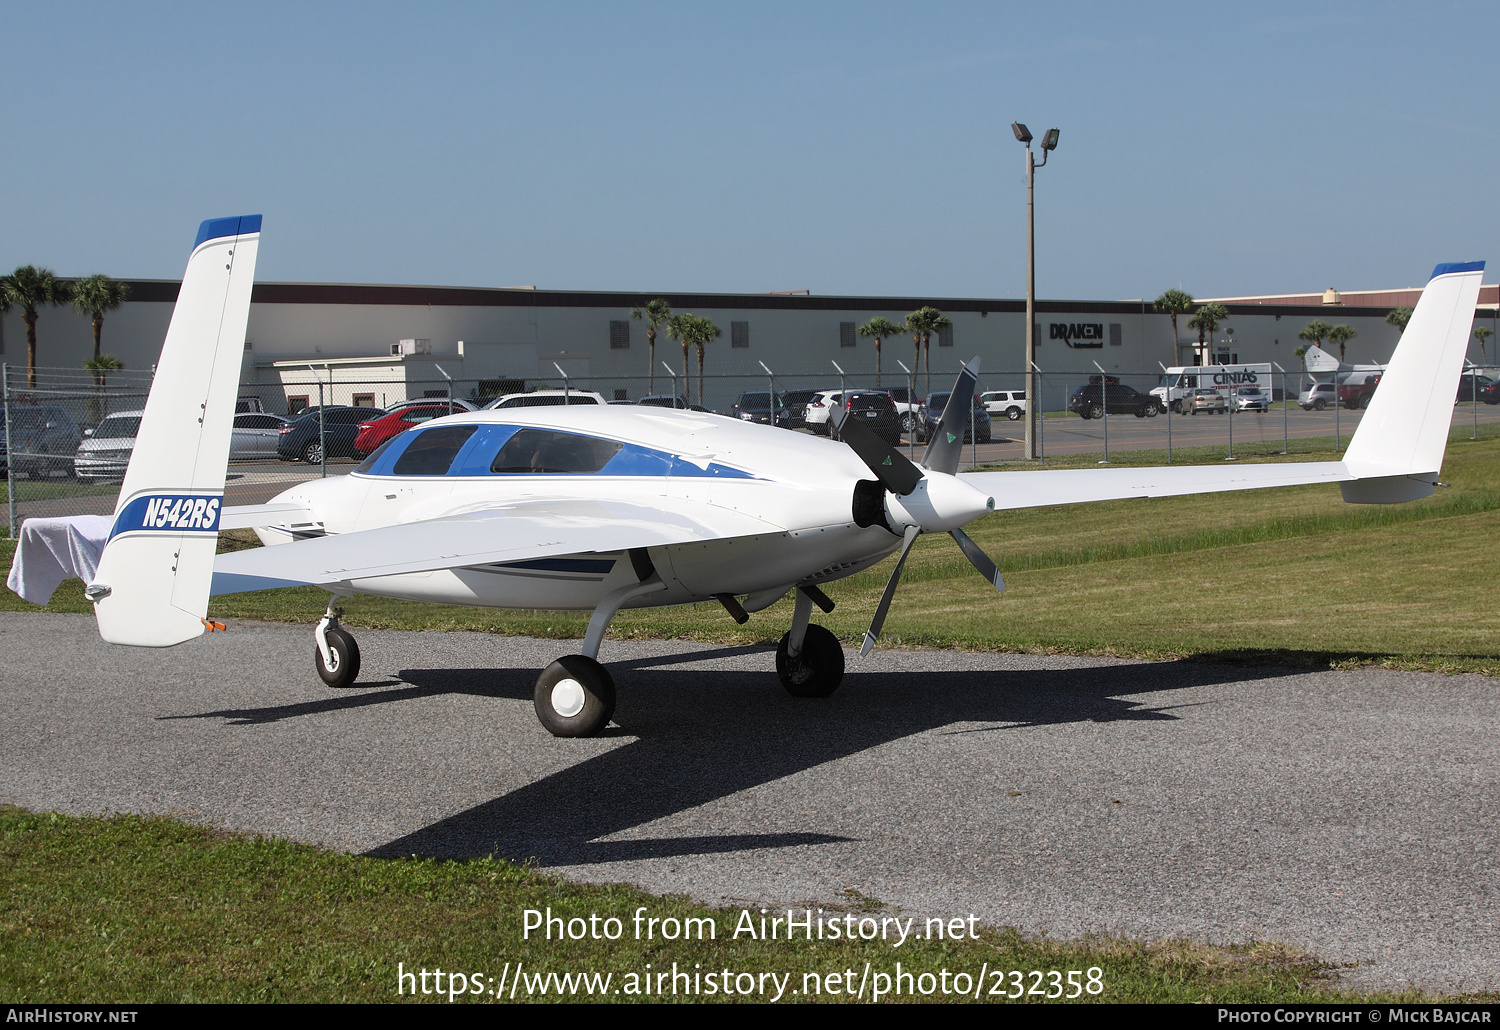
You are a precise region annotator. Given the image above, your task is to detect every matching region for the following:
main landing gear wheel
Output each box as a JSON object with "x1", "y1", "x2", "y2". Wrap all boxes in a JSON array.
[
  {"x1": 315, "y1": 626, "x2": 361, "y2": 687},
  {"x1": 535, "y1": 655, "x2": 616, "y2": 737},
  {"x1": 776, "y1": 624, "x2": 845, "y2": 698}
]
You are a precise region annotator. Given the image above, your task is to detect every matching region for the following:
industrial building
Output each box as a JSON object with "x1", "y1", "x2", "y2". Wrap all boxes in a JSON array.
[{"x1": 3, "y1": 278, "x2": 1496, "y2": 413}]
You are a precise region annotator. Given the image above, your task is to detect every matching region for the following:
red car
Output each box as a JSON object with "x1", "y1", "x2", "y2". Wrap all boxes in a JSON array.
[{"x1": 354, "y1": 404, "x2": 463, "y2": 455}]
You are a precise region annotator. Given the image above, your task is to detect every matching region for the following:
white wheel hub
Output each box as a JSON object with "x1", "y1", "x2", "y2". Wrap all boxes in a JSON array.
[{"x1": 551, "y1": 678, "x2": 586, "y2": 718}]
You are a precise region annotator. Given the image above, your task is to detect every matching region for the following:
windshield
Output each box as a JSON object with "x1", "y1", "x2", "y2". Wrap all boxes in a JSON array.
[{"x1": 93, "y1": 416, "x2": 142, "y2": 439}]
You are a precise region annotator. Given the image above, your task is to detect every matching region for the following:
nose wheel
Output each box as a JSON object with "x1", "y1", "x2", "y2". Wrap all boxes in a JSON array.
[
  {"x1": 535, "y1": 656, "x2": 616, "y2": 737},
  {"x1": 776, "y1": 623, "x2": 845, "y2": 698}
]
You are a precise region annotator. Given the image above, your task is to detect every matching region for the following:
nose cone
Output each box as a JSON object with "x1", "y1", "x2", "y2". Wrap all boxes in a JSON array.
[{"x1": 884, "y1": 473, "x2": 994, "y2": 533}]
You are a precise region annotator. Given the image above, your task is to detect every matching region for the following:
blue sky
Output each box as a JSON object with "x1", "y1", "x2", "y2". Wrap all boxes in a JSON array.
[{"x1": 2, "y1": 1, "x2": 1496, "y2": 300}]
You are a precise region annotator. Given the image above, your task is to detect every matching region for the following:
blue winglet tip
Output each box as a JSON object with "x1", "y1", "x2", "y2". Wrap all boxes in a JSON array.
[
  {"x1": 1431, "y1": 260, "x2": 1484, "y2": 280},
  {"x1": 194, "y1": 214, "x2": 263, "y2": 249}
]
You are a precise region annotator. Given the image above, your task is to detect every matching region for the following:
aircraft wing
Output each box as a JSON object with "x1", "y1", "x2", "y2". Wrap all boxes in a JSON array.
[
  {"x1": 219, "y1": 502, "x2": 319, "y2": 530},
  {"x1": 210, "y1": 497, "x2": 782, "y2": 594},
  {"x1": 959, "y1": 460, "x2": 1354, "y2": 511}
]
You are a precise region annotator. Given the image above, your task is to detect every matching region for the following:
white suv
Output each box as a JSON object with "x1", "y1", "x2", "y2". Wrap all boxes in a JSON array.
[
  {"x1": 803, "y1": 390, "x2": 843, "y2": 435},
  {"x1": 980, "y1": 390, "x2": 1027, "y2": 421}
]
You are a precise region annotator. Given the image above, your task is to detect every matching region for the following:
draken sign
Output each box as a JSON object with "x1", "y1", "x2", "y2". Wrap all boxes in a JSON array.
[{"x1": 1050, "y1": 323, "x2": 1104, "y2": 348}]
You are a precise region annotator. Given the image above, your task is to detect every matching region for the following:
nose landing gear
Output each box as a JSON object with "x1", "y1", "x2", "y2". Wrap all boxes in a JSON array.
[{"x1": 775, "y1": 585, "x2": 844, "y2": 698}]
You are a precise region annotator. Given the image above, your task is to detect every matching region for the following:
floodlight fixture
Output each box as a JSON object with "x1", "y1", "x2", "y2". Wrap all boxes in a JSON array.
[
  {"x1": 1041, "y1": 127, "x2": 1060, "y2": 151},
  {"x1": 1011, "y1": 121, "x2": 1032, "y2": 144}
]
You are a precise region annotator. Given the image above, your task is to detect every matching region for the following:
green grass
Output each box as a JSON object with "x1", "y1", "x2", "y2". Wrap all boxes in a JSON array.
[
  {"x1": 0, "y1": 805, "x2": 1476, "y2": 1004},
  {"x1": 5, "y1": 432, "x2": 1500, "y2": 1002},
  {"x1": 6, "y1": 427, "x2": 1500, "y2": 675}
]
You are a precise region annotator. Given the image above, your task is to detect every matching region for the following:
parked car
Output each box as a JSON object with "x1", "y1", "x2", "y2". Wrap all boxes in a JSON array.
[
  {"x1": 732, "y1": 391, "x2": 792, "y2": 427},
  {"x1": 2, "y1": 405, "x2": 83, "y2": 478},
  {"x1": 235, "y1": 396, "x2": 265, "y2": 414},
  {"x1": 383, "y1": 397, "x2": 477, "y2": 415},
  {"x1": 1232, "y1": 386, "x2": 1269, "y2": 413},
  {"x1": 836, "y1": 390, "x2": 903, "y2": 444},
  {"x1": 1478, "y1": 379, "x2": 1500, "y2": 405},
  {"x1": 803, "y1": 390, "x2": 843, "y2": 435},
  {"x1": 1298, "y1": 383, "x2": 1337, "y2": 410},
  {"x1": 636, "y1": 394, "x2": 690, "y2": 409},
  {"x1": 980, "y1": 390, "x2": 1027, "y2": 421},
  {"x1": 482, "y1": 390, "x2": 606, "y2": 409},
  {"x1": 276, "y1": 406, "x2": 385, "y2": 463},
  {"x1": 885, "y1": 385, "x2": 923, "y2": 435},
  {"x1": 1187, "y1": 388, "x2": 1229, "y2": 414},
  {"x1": 1067, "y1": 383, "x2": 1161, "y2": 419},
  {"x1": 779, "y1": 389, "x2": 822, "y2": 429},
  {"x1": 354, "y1": 403, "x2": 462, "y2": 455},
  {"x1": 919, "y1": 391, "x2": 993, "y2": 442},
  {"x1": 229, "y1": 413, "x2": 291, "y2": 460},
  {"x1": 1338, "y1": 373, "x2": 1382, "y2": 410},
  {"x1": 1456, "y1": 373, "x2": 1493, "y2": 403},
  {"x1": 74, "y1": 410, "x2": 142, "y2": 482}
]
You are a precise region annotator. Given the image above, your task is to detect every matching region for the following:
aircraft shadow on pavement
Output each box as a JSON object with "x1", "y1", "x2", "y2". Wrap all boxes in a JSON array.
[{"x1": 359, "y1": 657, "x2": 1298, "y2": 867}]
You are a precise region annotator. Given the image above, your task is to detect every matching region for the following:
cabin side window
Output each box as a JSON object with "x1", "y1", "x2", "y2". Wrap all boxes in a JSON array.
[
  {"x1": 490, "y1": 428, "x2": 624, "y2": 474},
  {"x1": 391, "y1": 425, "x2": 479, "y2": 475}
]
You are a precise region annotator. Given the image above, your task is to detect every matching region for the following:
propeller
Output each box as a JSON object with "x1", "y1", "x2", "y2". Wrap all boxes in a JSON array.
[{"x1": 833, "y1": 357, "x2": 1005, "y2": 655}]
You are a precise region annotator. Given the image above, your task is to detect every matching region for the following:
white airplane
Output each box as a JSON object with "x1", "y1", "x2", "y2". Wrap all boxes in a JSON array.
[{"x1": 19, "y1": 217, "x2": 1486, "y2": 737}]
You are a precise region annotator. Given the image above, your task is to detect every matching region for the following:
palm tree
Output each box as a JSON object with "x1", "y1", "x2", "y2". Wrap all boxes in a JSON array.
[
  {"x1": 1187, "y1": 301, "x2": 1229, "y2": 364},
  {"x1": 666, "y1": 313, "x2": 720, "y2": 406},
  {"x1": 1474, "y1": 325, "x2": 1493, "y2": 365},
  {"x1": 69, "y1": 274, "x2": 130, "y2": 364},
  {"x1": 1, "y1": 265, "x2": 70, "y2": 388},
  {"x1": 1386, "y1": 307, "x2": 1413, "y2": 333},
  {"x1": 630, "y1": 298, "x2": 671, "y2": 396},
  {"x1": 1297, "y1": 319, "x2": 1335, "y2": 356},
  {"x1": 856, "y1": 316, "x2": 903, "y2": 386},
  {"x1": 83, "y1": 352, "x2": 124, "y2": 385},
  {"x1": 1327, "y1": 324, "x2": 1357, "y2": 364},
  {"x1": 1153, "y1": 289, "x2": 1194, "y2": 363},
  {"x1": 83, "y1": 354, "x2": 125, "y2": 423},
  {"x1": 904, "y1": 306, "x2": 949, "y2": 393}
]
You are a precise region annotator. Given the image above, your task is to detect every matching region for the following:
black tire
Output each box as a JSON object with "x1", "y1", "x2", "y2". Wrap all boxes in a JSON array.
[
  {"x1": 303, "y1": 440, "x2": 324, "y2": 464},
  {"x1": 1086, "y1": 403, "x2": 1104, "y2": 420},
  {"x1": 534, "y1": 655, "x2": 615, "y2": 737},
  {"x1": 1144, "y1": 401, "x2": 1160, "y2": 417},
  {"x1": 1313, "y1": 398, "x2": 1326, "y2": 411},
  {"x1": 776, "y1": 624, "x2": 845, "y2": 698},
  {"x1": 900, "y1": 413, "x2": 917, "y2": 433},
  {"x1": 1171, "y1": 400, "x2": 1184, "y2": 414},
  {"x1": 1005, "y1": 407, "x2": 1022, "y2": 421},
  {"x1": 1359, "y1": 394, "x2": 1371, "y2": 410},
  {"x1": 315, "y1": 626, "x2": 361, "y2": 687}
]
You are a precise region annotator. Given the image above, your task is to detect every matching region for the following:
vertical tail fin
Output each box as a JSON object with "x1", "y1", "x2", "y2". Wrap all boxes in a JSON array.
[
  {"x1": 88, "y1": 216, "x2": 261, "y2": 645},
  {"x1": 1341, "y1": 260, "x2": 1484, "y2": 503}
]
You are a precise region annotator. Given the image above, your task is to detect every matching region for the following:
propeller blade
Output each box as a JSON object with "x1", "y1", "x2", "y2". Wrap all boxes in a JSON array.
[
  {"x1": 860, "y1": 524, "x2": 921, "y2": 656},
  {"x1": 921, "y1": 355, "x2": 982, "y2": 476},
  {"x1": 834, "y1": 407, "x2": 924, "y2": 495},
  {"x1": 950, "y1": 527, "x2": 1004, "y2": 593}
]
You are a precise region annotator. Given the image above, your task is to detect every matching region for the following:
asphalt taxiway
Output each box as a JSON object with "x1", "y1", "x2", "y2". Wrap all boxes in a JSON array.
[{"x1": 1, "y1": 613, "x2": 1494, "y2": 992}]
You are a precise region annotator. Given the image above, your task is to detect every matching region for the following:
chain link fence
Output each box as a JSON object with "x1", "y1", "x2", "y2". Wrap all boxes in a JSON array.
[{"x1": 9, "y1": 361, "x2": 1498, "y2": 536}]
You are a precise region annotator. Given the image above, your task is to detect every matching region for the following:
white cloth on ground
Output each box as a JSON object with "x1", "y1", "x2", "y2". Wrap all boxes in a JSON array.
[{"x1": 6, "y1": 515, "x2": 113, "y2": 605}]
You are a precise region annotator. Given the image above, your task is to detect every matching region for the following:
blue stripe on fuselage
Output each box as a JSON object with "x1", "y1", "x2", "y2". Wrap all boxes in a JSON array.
[{"x1": 358, "y1": 423, "x2": 759, "y2": 480}]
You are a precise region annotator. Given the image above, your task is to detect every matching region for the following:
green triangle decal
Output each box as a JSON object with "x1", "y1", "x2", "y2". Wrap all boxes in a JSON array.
[
  {"x1": 946, "y1": 432, "x2": 957, "y2": 443},
  {"x1": 881, "y1": 456, "x2": 892, "y2": 466}
]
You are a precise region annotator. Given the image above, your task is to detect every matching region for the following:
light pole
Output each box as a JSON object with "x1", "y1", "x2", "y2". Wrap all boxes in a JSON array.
[{"x1": 1012, "y1": 121, "x2": 1058, "y2": 461}]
